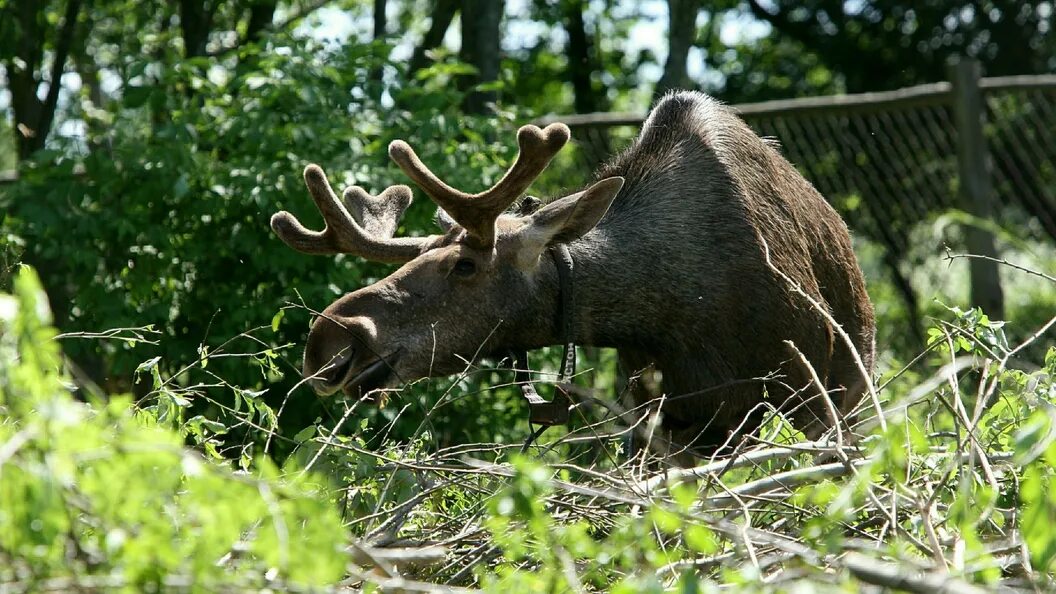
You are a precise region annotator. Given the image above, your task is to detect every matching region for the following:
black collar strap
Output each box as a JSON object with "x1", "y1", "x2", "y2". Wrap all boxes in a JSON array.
[{"x1": 513, "y1": 243, "x2": 576, "y2": 428}]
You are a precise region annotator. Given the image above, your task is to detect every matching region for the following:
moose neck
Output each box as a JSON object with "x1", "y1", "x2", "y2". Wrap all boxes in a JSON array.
[
  {"x1": 565, "y1": 231, "x2": 654, "y2": 349},
  {"x1": 506, "y1": 229, "x2": 652, "y2": 354}
]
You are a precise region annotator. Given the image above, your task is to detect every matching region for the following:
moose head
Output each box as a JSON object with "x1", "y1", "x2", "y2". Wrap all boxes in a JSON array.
[{"x1": 271, "y1": 124, "x2": 623, "y2": 398}]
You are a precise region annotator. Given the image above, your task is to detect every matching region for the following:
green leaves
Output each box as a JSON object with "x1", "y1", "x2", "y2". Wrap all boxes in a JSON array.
[
  {"x1": 926, "y1": 304, "x2": 1010, "y2": 357},
  {"x1": 1, "y1": 23, "x2": 536, "y2": 450},
  {"x1": 0, "y1": 266, "x2": 349, "y2": 590}
]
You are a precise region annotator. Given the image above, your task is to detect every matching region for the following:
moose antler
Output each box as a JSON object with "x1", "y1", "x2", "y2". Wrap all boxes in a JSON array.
[
  {"x1": 388, "y1": 123, "x2": 571, "y2": 248},
  {"x1": 270, "y1": 165, "x2": 427, "y2": 263}
]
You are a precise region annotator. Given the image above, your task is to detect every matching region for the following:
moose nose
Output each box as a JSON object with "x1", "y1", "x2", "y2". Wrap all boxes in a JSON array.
[{"x1": 303, "y1": 310, "x2": 380, "y2": 395}]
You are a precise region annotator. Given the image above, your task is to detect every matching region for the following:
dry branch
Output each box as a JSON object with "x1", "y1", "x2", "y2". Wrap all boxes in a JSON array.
[{"x1": 843, "y1": 553, "x2": 992, "y2": 594}]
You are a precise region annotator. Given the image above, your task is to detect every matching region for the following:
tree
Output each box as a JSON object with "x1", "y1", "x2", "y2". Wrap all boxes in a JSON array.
[
  {"x1": 459, "y1": 0, "x2": 504, "y2": 114},
  {"x1": 369, "y1": 0, "x2": 387, "y2": 93},
  {"x1": 745, "y1": 0, "x2": 1056, "y2": 93},
  {"x1": 562, "y1": 0, "x2": 606, "y2": 113},
  {"x1": 246, "y1": 0, "x2": 279, "y2": 45},
  {"x1": 373, "y1": 0, "x2": 387, "y2": 41},
  {"x1": 1, "y1": 0, "x2": 86, "y2": 161},
  {"x1": 408, "y1": 0, "x2": 460, "y2": 76},
  {"x1": 655, "y1": 0, "x2": 701, "y2": 97}
]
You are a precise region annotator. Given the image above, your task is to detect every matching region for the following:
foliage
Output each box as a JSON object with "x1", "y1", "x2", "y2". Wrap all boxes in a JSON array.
[
  {"x1": 2, "y1": 26, "x2": 553, "y2": 450},
  {"x1": 0, "y1": 266, "x2": 348, "y2": 592},
  {"x1": 744, "y1": 0, "x2": 1056, "y2": 93},
  {"x1": 2, "y1": 2, "x2": 1056, "y2": 591}
]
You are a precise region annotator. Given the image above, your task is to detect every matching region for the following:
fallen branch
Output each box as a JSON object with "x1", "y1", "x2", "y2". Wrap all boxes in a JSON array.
[{"x1": 843, "y1": 552, "x2": 991, "y2": 594}]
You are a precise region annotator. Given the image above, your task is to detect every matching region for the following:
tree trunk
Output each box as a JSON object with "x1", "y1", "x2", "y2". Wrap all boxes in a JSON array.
[
  {"x1": 563, "y1": 0, "x2": 604, "y2": 114},
  {"x1": 5, "y1": 0, "x2": 84, "y2": 161},
  {"x1": 38, "y1": 0, "x2": 84, "y2": 147},
  {"x1": 408, "y1": 0, "x2": 459, "y2": 76},
  {"x1": 245, "y1": 0, "x2": 277, "y2": 43},
  {"x1": 179, "y1": 0, "x2": 213, "y2": 58},
  {"x1": 369, "y1": 0, "x2": 387, "y2": 89},
  {"x1": 6, "y1": 0, "x2": 45, "y2": 161},
  {"x1": 373, "y1": 0, "x2": 387, "y2": 39},
  {"x1": 655, "y1": 0, "x2": 700, "y2": 97},
  {"x1": 458, "y1": 0, "x2": 503, "y2": 114},
  {"x1": 234, "y1": 1, "x2": 276, "y2": 74}
]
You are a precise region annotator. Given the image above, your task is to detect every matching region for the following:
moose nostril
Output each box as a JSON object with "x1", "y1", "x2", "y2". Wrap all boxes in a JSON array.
[{"x1": 323, "y1": 350, "x2": 355, "y2": 384}]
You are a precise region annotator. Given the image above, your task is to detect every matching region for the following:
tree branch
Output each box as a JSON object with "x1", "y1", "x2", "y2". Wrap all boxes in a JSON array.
[{"x1": 843, "y1": 553, "x2": 989, "y2": 594}]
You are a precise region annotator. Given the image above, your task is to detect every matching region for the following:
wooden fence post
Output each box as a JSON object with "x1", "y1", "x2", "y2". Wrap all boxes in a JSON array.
[{"x1": 950, "y1": 57, "x2": 1005, "y2": 319}]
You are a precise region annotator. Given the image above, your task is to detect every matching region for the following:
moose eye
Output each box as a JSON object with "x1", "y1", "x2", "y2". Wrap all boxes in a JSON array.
[{"x1": 452, "y1": 258, "x2": 477, "y2": 277}]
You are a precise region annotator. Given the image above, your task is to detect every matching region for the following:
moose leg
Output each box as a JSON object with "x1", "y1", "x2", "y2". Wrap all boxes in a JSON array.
[
  {"x1": 826, "y1": 333, "x2": 873, "y2": 448},
  {"x1": 616, "y1": 350, "x2": 663, "y2": 460}
]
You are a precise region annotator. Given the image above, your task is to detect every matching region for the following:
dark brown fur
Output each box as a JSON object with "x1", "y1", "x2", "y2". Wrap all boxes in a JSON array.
[{"x1": 292, "y1": 91, "x2": 876, "y2": 455}]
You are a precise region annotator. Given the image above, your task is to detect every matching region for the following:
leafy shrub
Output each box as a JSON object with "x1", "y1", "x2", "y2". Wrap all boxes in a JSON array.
[{"x1": 0, "y1": 266, "x2": 347, "y2": 591}]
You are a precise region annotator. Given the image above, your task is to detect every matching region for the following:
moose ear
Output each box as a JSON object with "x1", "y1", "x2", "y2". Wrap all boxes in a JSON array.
[{"x1": 521, "y1": 177, "x2": 624, "y2": 250}]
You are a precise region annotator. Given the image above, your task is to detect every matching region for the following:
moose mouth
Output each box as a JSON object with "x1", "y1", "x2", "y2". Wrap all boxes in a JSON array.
[{"x1": 335, "y1": 350, "x2": 401, "y2": 397}]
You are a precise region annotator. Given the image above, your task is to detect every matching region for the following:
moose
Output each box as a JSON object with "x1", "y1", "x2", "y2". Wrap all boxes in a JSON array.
[{"x1": 271, "y1": 91, "x2": 876, "y2": 454}]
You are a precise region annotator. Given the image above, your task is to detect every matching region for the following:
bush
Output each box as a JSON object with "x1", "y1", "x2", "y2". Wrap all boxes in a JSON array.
[{"x1": 0, "y1": 266, "x2": 347, "y2": 592}]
